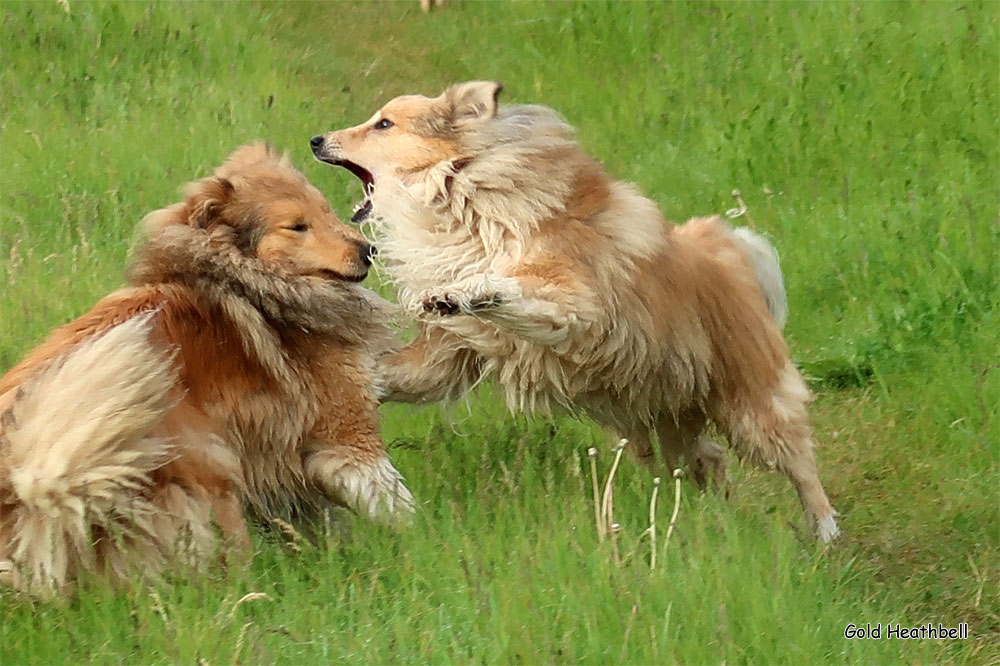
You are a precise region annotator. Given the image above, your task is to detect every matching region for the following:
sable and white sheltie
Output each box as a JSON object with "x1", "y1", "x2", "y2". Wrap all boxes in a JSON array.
[
  {"x1": 311, "y1": 82, "x2": 839, "y2": 542},
  {"x1": 0, "y1": 143, "x2": 413, "y2": 595}
]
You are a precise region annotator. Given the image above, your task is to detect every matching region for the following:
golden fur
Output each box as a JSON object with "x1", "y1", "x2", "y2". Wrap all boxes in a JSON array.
[
  {"x1": 312, "y1": 82, "x2": 839, "y2": 542},
  {"x1": 0, "y1": 144, "x2": 413, "y2": 596}
]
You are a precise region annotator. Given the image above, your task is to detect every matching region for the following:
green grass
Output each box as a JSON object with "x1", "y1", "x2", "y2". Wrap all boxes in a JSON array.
[{"x1": 1, "y1": 1, "x2": 997, "y2": 663}]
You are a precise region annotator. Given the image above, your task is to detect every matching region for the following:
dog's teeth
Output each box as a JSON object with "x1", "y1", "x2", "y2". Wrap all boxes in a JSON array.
[
  {"x1": 352, "y1": 195, "x2": 373, "y2": 216},
  {"x1": 351, "y1": 197, "x2": 374, "y2": 224}
]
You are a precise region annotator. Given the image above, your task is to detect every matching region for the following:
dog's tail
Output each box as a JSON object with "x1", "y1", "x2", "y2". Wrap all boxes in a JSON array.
[
  {"x1": 0, "y1": 313, "x2": 177, "y2": 595},
  {"x1": 731, "y1": 227, "x2": 789, "y2": 329}
]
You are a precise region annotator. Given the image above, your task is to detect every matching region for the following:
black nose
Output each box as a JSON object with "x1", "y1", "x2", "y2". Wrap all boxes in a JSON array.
[
  {"x1": 310, "y1": 135, "x2": 324, "y2": 150},
  {"x1": 359, "y1": 243, "x2": 376, "y2": 266}
]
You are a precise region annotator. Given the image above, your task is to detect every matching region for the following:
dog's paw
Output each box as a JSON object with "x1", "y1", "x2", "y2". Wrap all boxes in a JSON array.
[
  {"x1": 691, "y1": 438, "x2": 728, "y2": 493},
  {"x1": 815, "y1": 512, "x2": 840, "y2": 543},
  {"x1": 468, "y1": 292, "x2": 503, "y2": 310},
  {"x1": 307, "y1": 453, "x2": 415, "y2": 527},
  {"x1": 421, "y1": 292, "x2": 461, "y2": 316},
  {"x1": 339, "y1": 457, "x2": 415, "y2": 526},
  {"x1": 420, "y1": 290, "x2": 502, "y2": 316}
]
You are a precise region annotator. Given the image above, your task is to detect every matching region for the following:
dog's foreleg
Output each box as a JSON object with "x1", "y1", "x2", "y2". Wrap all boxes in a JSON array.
[
  {"x1": 420, "y1": 274, "x2": 587, "y2": 346},
  {"x1": 303, "y1": 412, "x2": 414, "y2": 525},
  {"x1": 304, "y1": 442, "x2": 414, "y2": 526},
  {"x1": 380, "y1": 325, "x2": 482, "y2": 403}
]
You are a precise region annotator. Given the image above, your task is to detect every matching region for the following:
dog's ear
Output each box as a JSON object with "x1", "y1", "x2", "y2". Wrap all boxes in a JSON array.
[
  {"x1": 217, "y1": 142, "x2": 285, "y2": 179},
  {"x1": 445, "y1": 80, "x2": 503, "y2": 126},
  {"x1": 186, "y1": 177, "x2": 234, "y2": 228}
]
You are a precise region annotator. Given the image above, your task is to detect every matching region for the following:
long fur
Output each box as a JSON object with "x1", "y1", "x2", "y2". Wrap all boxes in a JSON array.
[
  {"x1": 315, "y1": 83, "x2": 838, "y2": 541},
  {"x1": 130, "y1": 223, "x2": 393, "y2": 388},
  {"x1": 0, "y1": 144, "x2": 413, "y2": 596},
  {"x1": 0, "y1": 315, "x2": 176, "y2": 594},
  {"x1": 731, "y1": 226, "x2": 788, "y2": 329}
]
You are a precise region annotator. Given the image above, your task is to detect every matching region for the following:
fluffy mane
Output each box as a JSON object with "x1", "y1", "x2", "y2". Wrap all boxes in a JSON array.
[
  {"x1": 420, "y1": 105, "x2": 579, "y2": 242},
  {"x1": 129, "y1": 223, "x2": 393, "y2": 347}
]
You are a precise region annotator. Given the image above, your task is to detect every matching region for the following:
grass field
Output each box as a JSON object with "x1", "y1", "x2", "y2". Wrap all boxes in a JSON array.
[{"x1": 1, "y1": 1, "x2": 997, "y2": 663}]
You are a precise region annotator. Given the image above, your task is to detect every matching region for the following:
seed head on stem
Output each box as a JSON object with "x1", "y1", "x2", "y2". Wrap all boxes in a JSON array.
[{"x1": 587, "y1": 447, "x2": 603, "y2": 541}]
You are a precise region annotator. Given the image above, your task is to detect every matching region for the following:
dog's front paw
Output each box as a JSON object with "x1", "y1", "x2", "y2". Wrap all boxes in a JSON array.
[
  {"x1": 307, "y1": 452, "x2": 415, "y2": 527},
  {"x1": 420, "y1": 290, "x2": 502, "y2": 316},
  {"x1": 342, "y1": 457, "x2": 415, "y2": 526},
  {"x1": 421, "y1": 292, "x2": 461, "y2": 316}
]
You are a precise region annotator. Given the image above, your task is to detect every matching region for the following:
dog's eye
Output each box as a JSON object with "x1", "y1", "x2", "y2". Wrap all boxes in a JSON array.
[
  {"x1": 286, "y1": 221, "x2": 309, "y2": 233},
  {"x1": 373, "y1": 118, "x2": 394, "y2": 130}
]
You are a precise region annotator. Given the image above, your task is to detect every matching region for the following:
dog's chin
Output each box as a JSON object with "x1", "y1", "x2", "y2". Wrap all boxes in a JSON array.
[{"x1": 314, "y1": 268, "x2": 368, "y2": 283}]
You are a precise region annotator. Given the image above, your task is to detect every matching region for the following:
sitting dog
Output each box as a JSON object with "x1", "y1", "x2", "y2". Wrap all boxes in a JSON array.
[
  {"x1": 310, "y1": 82, "x2": 839, "y2": 542},
  {"x1": 0, "y1": 143, "x2": 413, "y2": 596}
]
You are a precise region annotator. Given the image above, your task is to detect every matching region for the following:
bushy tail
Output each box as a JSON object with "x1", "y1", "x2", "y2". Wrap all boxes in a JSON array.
[
  {"x1": 731, "y1": 227, "x2": 789, "y2": 329},
  {"x1": 0, "y1": 313, "x2": 177, "y2": 595}
]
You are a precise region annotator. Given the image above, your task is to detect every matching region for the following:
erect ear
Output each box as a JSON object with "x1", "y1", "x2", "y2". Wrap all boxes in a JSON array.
[
  {"x1": 445, "y1": 80, "x2": 503, "y2": 126},
  {"x1": 186, "y1": 177, "x2": 234, "y2": 228}
]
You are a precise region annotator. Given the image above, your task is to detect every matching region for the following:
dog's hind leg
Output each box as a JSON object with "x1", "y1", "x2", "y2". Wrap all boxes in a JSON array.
[
  {"x1": 155, "y1": 409, "x2": 252, "y2": 551},
  {"x1": 715, "y1": 363, "x2": 839, "y2": 542},
  {"x1": 622, "y1": 429, "x2": 657, "y2": 467},
  {"x1": 655, "y1": 412, "x2": 727, "y2": 491},
  {"x1": 689, "y1": 438, "x2": 728, "y2": 492}
]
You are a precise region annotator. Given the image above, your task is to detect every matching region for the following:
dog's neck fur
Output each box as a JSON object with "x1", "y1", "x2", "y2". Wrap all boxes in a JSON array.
[
  {"x1": 372, "y1": 103, "x2": 666, "y2": 313},
  {"x1": 129, "y1": 223, "x2": 393, "y2": 348},
  {"x1": 428, "y1": 105, "x2": 579, "y2": 240},
  {"x1": 373, "y1": 105, "x2": 580, "y2": 312}
]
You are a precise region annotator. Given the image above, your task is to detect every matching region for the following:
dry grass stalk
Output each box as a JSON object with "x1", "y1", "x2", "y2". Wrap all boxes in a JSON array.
[
  {"x1": 610, "y1": 522, "x2": 623, "y2": 566},
  {"x1": 600, "y1": 439, "x2": 628, "y2": 538},
  {"x1": 231, "y1": 621, "x2": 253, "y2": 666},
  {"x1": 147, "y1": 588, "x2": 175, "y2": 634},
  {"x1": 587, "y1": 447, "x2": 603, "y2": 541},
  {"x1": 725, "y1": 188, "x2": 755, "y2": 228},
  {"x1": 229, "y1": 592, "x2": 272, "y2": 620},
  {"x1": 270, "y1": 518, "x2": 303, "y2": 552},
  {"x1": 662, "y1": 468, "x2": 683, "y2": 556},
  {"x1": 648, "y1": 477, "x2": 661, "y2": 570}
]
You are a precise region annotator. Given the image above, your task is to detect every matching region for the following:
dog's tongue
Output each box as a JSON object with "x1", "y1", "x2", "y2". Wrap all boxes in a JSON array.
[{"x1": 351, "y1": 197, "x2": 373, "y2": 223}]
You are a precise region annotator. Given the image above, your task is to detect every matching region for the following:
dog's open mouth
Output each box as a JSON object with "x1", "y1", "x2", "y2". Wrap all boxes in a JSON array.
[{"x1": 327, "y1": 159, "x2": 375, "y2": 223}]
